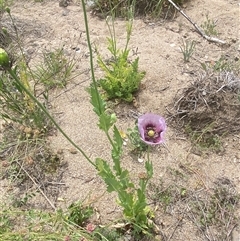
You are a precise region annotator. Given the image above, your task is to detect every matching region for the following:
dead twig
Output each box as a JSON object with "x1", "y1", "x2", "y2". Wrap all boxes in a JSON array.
[
  {"x1": 16, "y1": 160, "x2": 57, "y2": 211},
  {"x1": 167, "y1": 0, "x2": 226, "y2": 45},
  {"x1": 166, "y1": 216, "x2": 184, "y2": 241}
]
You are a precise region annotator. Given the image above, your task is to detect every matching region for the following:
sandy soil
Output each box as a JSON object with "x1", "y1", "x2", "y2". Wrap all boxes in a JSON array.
[{"x1": 1, "y1": 0, "x2": 240, "y2": 240}]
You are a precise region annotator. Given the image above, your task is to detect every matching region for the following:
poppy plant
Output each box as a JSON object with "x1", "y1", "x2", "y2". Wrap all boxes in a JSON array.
[{"x1": 138, "y1": 113, "x2": 166, "y2": 145}]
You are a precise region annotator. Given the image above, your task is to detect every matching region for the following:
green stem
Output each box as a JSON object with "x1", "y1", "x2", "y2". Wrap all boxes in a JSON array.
[
  {"x1": 145, "y1": 145, "x2": 152, "y2": 186},
  {"x1": 8, "y1": 68, "x2": 96, "y2": 167},
  {"x1": 105, "y1": 130, "x2": 122, "y2": 174},
  {"x1": 81, "y1": 0, "x2": 103, "y2": 116},
  {"x1": 81, "y1": 0, "x2": 121, "y2": 172},
  {"x1": 107, "y1": 16, "x2": 117, "y2": 59},
  {"x1": 147, "y1": 145, "x2": 149, "y2": 160}
]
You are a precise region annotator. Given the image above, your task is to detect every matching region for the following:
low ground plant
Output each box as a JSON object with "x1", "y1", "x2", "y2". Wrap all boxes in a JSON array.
[
  {"x1": 150, "y1": 181, "x2": 187, "y2": 211},
  {"x1": 0, "y1": 204, "x2": 94, "y2": 241},
  {"x1": 127, "y1": 125, "x2": 148, "y2": 156},
  {"x1": 93, "y1": 226, "x2": 122, "y2": 240},
  {"x1": 180, "y1": 38, "x2": 196, "y2": 62},
  {"x1": 200, "y1": 15, "x2": 218, "y2": 36},
  {"x1": 33, "y1": 48, "x2": 75, "y2": 89},
  {"x1": 185, "y1": 122, "x2": 223, "y2": 152},
  {"x1": 97, "y1": 14, "x2": 145, "y2": 102},
  {"x1": 0, "y1": 60, "x2": 51, "y2": 133},
  {"x1": 190, "y1": 178, "x2": 239, "y2": 240},
  {"x1": 67, "y1": 201, "x2": 94, "y2": 227},
  {"x1": 92, "y1": 0, "x2": 189, "y2": 18}
]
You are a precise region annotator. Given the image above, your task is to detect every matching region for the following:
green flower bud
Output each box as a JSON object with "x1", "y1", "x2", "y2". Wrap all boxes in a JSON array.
[
  {"x1": 5, "y1": 7, "x2": 10, "y2": 14},
  {"x1": 0, "y1": 48, "x2": 10, "y2": 68},
  {"x1": 2, "y1": 27, "x2": 8, "y2": 35}
]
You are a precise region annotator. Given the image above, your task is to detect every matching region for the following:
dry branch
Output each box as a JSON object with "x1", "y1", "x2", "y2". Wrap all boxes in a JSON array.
[
  {"x1": 167, "y1": 0, "x2": 226, "y2": 45},
  {"x1": 16, "y1": 161, "x2": 57, "y2": 211}
]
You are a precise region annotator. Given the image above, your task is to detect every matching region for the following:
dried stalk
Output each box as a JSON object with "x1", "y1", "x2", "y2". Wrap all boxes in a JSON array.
[
  {"x1": 167, "y1": 0, "x2": 226, "y2": 45},
  {"x1": 16, "y1": 161, "x2": 57, "y2": 211}
]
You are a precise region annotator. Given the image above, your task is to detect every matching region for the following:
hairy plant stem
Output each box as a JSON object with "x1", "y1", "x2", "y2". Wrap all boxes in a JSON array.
[
  {"x1": 7, "y1": 68, "x2": 96, "y2": 168},
  {"x1": 81, "y1": 0, "x2": 121, "y2": 159},
  {"x1": 146, "y1": 145, "x2": 151, "y2": 187},
  {"x1": 81, "y1": 0, "x2": 103, "y2": 116}
]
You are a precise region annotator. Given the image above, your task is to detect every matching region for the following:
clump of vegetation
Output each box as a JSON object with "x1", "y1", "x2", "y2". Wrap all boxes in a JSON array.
[
  {"x1": 0, "y1": 204, "x2": 93, "y2": 241},
  {"x1": 200, "y1": 15, "x2": 218, "y2": 36},
  {"x1": 97, "y1": 17, "x2": 145, "y2": 102},
  {"x1": 0, "y1": 60, "x2": 51, "y2": 133},
  {"x1": 93, "y1": 226, "x2": 122, "y2": 241},
  {"x1": 149, "y1": 177, "x2": 187, "y2": 212},
  {"x1": 185, "y1": 122, "x2": 223, "y2": 152},
  {"x1": 67, "y1": 201, "x2": 94, "y2": 227},
  {"x1": 190, "y1": 178, "x2": 239, "y2": 240},
  {"x1": 91, "y1": 0, "x2": 189, "y2": 18},
  {"x1": 127, "y1": 125, "x2": 148, "y2": 155},
  {"x1": 98, "y1": 41, "x2": 145, "y2": 102},
  {"x1": 169, "y1": 55, "x2": 240, "y2": 152},
  {"x1": 33, "y1": 48, "x2": 75, "y2": 89},
  {"x1": 180, "y1": 38, "x2": 196, "y2": 62}
]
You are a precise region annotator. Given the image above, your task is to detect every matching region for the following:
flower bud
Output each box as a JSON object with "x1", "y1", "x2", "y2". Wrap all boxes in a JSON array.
[
  {"x1": 0, "y1": 48, "x2": 10, "y2": 68},
  {"x1": 5, "y1": 7, "x2": 10, "y2": 14}
]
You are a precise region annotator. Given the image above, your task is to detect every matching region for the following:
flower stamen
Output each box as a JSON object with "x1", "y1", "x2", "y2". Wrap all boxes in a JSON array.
[{"x1": 147, "y1": 130, "x2": 155, "y2": 137}]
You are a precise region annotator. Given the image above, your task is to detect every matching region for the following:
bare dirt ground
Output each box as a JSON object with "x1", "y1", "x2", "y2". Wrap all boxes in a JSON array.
[{"x1": 1, "y1": 0, "x2": 240, "y2": 240}]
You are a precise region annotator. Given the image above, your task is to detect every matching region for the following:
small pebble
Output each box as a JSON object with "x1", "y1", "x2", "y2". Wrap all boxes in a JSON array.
[
  {"x1": 137, "y1": 158, "x2": 144, "y2": 163},
  {"x1": 69, "y1": 148, "x2": 78, "y2": 154}
]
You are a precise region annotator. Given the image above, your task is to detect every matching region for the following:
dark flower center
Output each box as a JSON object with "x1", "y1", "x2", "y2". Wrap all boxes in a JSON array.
[{"x1": 144, "y1": 125, "x2": 161, "y2": 143}]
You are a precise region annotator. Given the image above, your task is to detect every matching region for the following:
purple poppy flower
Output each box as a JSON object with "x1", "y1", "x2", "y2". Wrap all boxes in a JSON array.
[{"x1": 138, "y1": 113, "x2": 166, "y2": 145}]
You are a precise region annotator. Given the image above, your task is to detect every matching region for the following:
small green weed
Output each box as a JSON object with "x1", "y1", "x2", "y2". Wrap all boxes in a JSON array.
[
  {"x1": 0, "y1": 62, "x2": 51, "y2": 133},
  {"x1": 0, "y1": 209, "x2": 11, "y2": 233},
  {"x1": 97, "y1": 14, "x2": 145, "y2": 102},
  {"x1": 180, "y1": 38, "x2": 196, "y2": 62},
  {"x1": 201, "y1": 56, "x2": 239, "y2": 73},
  {"x1": 12, "y1": 192, "x2": 36, "y2": 208},
  {"x1": 185, "y1": 122, "x2": 223, "y2": 152},
  {"x1": 149, "y1": 180, "x2": 187, "y2": 211},
  {"x1": 67, "y1": 201, "x2": 94, "y2": 227},
  {"x1": 127, "y1": 125, "x2": 148, "y2": 155},
  {"x1": 190, "y1": 178, "x2": 239, "y2": 240},
  {"x1": 92, "y1": 0, "x2": 189, "y2": 18},
  {"x1": 93, "y1": 226, "x2": 122, "y2": 241},
  {"x1": 98, "y1": 45, "x2": 145, "y2": 102},
  {"x1": 33, "y1": 48, "x2": 75, "y2": 89},
  {"x1": 200, "y1": 15, "x2": 218, "y2": 36}
]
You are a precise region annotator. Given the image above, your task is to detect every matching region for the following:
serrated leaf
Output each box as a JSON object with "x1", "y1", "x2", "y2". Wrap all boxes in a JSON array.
[
  {"x1": 105, "y1": 178, "x2": 121, "y2": 192},
  {"x1": 89, "y1": 85, "x2": 105, "y2": 116},
  {"x1": 95, "y1": 158, "x2": 119, "y2": 192},
  {"x1": 113, "y1": 125, "x2": 123, "y2": 147},
  {"x1": 98, "y1": 112, "x2": 112, "y2": 132}
]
